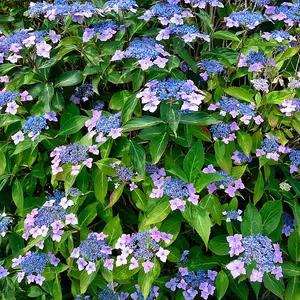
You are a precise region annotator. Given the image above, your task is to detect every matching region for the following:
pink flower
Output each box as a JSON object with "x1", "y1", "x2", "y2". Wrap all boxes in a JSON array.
[
  {"x1": 170, "y1": 198, "x2": 186, "y2": 211},
  {"x1": 156, "y1": 247, "x2": 170, "y2": 262},
  {"x1": 129, "y1": 257, "x2": 139, "y2": 270},
  {"x1": 86, "y1": 262, "x2": 96, "y2": 275},
  {"x1": 71, "y1": 165, "x2": 81, "y2": 176},
  {"x1": 203, "y1": 165, "x2": 216, "y2": 174},
  {"x1": 111, "y1": 50, "x2": 125, "y2": 61},
  {"x1": 108, "y1": 128, "x2": 123, "y2": 139},
  {"x1": 36, "y1": 41, "x2": 52, "y2": 58},
  {"x1": 88, "y1": 145, "x2": 99, "y2": 155},
  {"x1": 142, "y1": 260, "x2": 154, "y2": 273},
  {"x1": 65, "y1": 213, "x2": 78, "y2": 225},
  {"x1": 139, "y1": 58, "x2": 154, "y2": 70},
  {"x1": 227, "y1": 260, "x2": 246, "y2": 278},
  {"x1": 271, "y1": 266, "x2": 283, "y2": 280},
  {"x1": 83, "y1": 158, "x2": 93, "y2": 168},
  {"x1": 35, "y1": 274, "x2": 45, "y2": 286},
  {"x1": 104, "y1": 258, "x2": 114, "y2": 270},
  {"x1": 5, "y1": 101, "x2": 19, "y2": 114}
]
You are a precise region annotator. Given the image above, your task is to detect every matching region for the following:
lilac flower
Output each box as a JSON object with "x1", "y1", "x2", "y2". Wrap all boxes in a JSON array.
[
  {"x1": 82, "y1": 21, "x2": 119, "y2": 42},
  {"x1": 36, "y1": 41, "x2": 52, "y2": 58},
  {"x1": 103, "y1": 0, "x2": 138, "y2": 13},
  {"x1": 224, "y1": 11, "x2": 264, "y2": 29},
  {"x1": 256, "y1": 134, "x2": 291, "y2": 161},
  {"x1": 166, "y1": 266, "x2": 217, "y2": 300},
  {"x1": 137, "y1": 79, "x2": 205, "y2": 113},
  {"x1": 85, "y1": 110, "x2": 123, "y2": 142},
  {"x1": 226, "y1": 234, "x2": 283, "y2": 282},
  {"x1": 184, "y1": 0, "x2": 223, "y2": 8},
  {"x1": 22, "y1": 193, "x2": 77, "y2": 244},
  {"x1": 262, "y1": 30, "x2": 296, "y2": 43},
  {"x1": 115, "y1": 228, "x2": 172, "y2": 273},
  {"x1": 149, "y1": 168, "x2": 199, "y2": 211},
  {"x1": 227, "y1": 260, "x2": 246, "y2": 278},
  {"x1": 289, "y1": 150, "x2": 300, "y2": 174},
  {"x1": 131, "y1": 284, "x2": 159, "y2": 300},
  {"x1": 71, "y1": 232, "x2": 113, "y2": 274},
  {"x1": 210, "y1": 122, "x2": 239, "y2": 144},
  {"x1": 232, "y1": 151, "x2": 252, "y2": 165},
  {"x1": 0, "y1": 212, "x2": 12, "y2": 237},
  {"x1": 238, "y1": 51, "x2": 275, "y2": 72},
  {"x1": 111, "y1": 37, "x2": 170, "y2": 70},
  {"x1": 50, "y1": 143, "x2": 94, "y2": 175},
  {"x1": 222, "y1": 210, "x2": 243, "y2": 222},
  {"x1": 12, "y1": 131, "x2": 25, "y2": 145},
  {"x1": 70, "y1": 84, "x2": 94, "y2": 104},
  {"x1": 0, "y1": 90, "x2": 20, "y2": 115},
  {"x1": 13, "y1": 251, "x2": 59, "y2": 286},
  {"x1": 0, "y1": 75, "x2": 9, "y2": 83},
  {"x1": 205, "y1": 169, "x2": 244, "y2": 198},
  {"x1": 280, "y1": 99, "x2": 300, "y2": 116},
  {"x1": 0, "y1": 266, "x2": 9, "y2": 279},
  {"x1": 139, "y1": 3, "x2": 192, "y2": 25},
  {"x1": 20, "y1": 91, "x2": 33, "y2": 101}
]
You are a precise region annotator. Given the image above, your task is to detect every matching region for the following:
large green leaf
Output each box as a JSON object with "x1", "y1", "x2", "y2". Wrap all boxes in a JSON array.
[
  {"x1": 55, "y1": 70, "x2": 83, "y2": 87},
  {"x1": 241, "y1": 203, "x2": 262, "y2": 236},
  {"x1": 260, "y1": 201, "x2": 282, "y2": 235}
]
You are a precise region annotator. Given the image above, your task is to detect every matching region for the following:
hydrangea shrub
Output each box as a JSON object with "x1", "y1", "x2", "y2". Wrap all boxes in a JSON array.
[{"x1": 0, "y1": 0, "x2": 300, "y2": 299}]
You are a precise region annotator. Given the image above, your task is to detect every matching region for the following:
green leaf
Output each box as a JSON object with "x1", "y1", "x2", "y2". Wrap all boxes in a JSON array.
[
  {"x1": 58, "y1": 116, "x2": 88, "y2": 136},
  {"x1": 138, "y1": 258, "x2": 161, "y2": 298},
  {"x1": 212, "y1": 30, "x2": 240, "y2": 42},
  {"x1": 202, "y1": 194, "x2": 222, "y2": 225},
  {"x1": 288, "y1": 230, "x2": 300, "y2": 263},
  {"x1": 230, "y1": 279, "x2": 249, "y2": 300},
  {"x1": 214, "y1": 141, "x2": 232, "y2": 174},
  {"x1": 109, "y1": 90, "x2": 132, "y2": 110},
  {"x1": 93, "y1": 169, "x2": 108, "y2": 203},
  {"x1": 241, "y1": 203, "x2": 262, "y2": 236},
  {"x1": 145, "y1": 201, "x2": 171, "y2": 225},
  {"x1": 259, "y1": 90, "x2": 294, "y2": 106},
  {"x1": 132, "y1": 189, "x2": 148, "y2": 211},
  {"x1": 78, "y1": 202, "x2": 98, "y2": 226},
  {"x1": 80, "y1": 263, "x2": 99, "y2": 294},
  {"x1": 208, "y1": 235, "x2": 230, "y2": 256},
  {"x1": 195, "y1": 173, "x2": 225, "y2": 192},
  {"x1": 150, "y1": 132, "x2": 169, "y2": 164},
  {"x1": 39, "y1": 83, "x2": 54, "y2": 111},
  {"x1": 263, "y1": 273, "x2": 284, "y2": 299},
  {"x1": 282, "y1": 262, "x2": 300, "y2": 277},
  {"x1": 55, "y1": 70, "x2": 83, "y2": 87},
  {"x1": 167, "y1": 56, "x2": 181, "y2": 72},
  {"x1": 160, "y1": 102, "x2": 180, "y2": 135},
  {"x1": 106, "y1": 183, "x2": 125, "y2": 209},
  {"x1": 260, "y1": 201, "x2": 282, "y2": 235},
  {"x1": 285, "y1": 277, "x2": 300, "y2": 300},
  {"x1": 182, "y1": 202, "x2": 211, "y2": 247},
  {"x1": 237, "y1": 132, "x2": 252, "y2": 156},
  {"x1": 183, "y1": 140, "x2": 205, "y2": 183},
  {"x1": 103, "y1": 215, "x2": 122, "y2": 247},
  {"x1": 123, "y1": 116, "x2": 164, "y2": 132},
  {"x1": 0, "y1": 149, "x2": 6, "y2": 175},
  {"x1": 113, "y1": 264, "x2": 141, "y2": 280},
  {"x1": 216, "y1": 270, "x2": 229, "y2": 299},
  {"x1": 253, "y1": 171, "x2": 264, "y2": 204},
  {"x1": 53, "y1": 275, "x2": 62, "y2": 300},
  {"x1": 224, "y1": 86, "x2": 255, "y2": 102},
  {"x1": 180, "y1": 112, "x2": 219, "y2": 125},
  {"x1": 12, "y1": 179, "x2": 24, "y2": 210},
  {"x1": 129, "y1": 141, "x2": 146, "y2": 177},
  {"x1": 122, "y1": 94, "x2": 139, "y2": 124}
]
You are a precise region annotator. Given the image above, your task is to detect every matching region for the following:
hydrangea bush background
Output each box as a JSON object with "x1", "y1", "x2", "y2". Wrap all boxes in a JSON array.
[{"x1": 0, "y1": 0, "x2": 300, "y2": 299}]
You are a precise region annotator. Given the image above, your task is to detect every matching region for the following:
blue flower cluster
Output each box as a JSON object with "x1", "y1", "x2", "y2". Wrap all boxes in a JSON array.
[
  {"x1": 137, "y1": 78, "x2": 205, "y2": 112},
  {"x1": 131, "y1": 284, "x2": 159, "y2": 300},
  {"x1": 150, "y1": 3, "x2": 183, "y2": 18},
  {"x1": 210, "y1": 122, "x2": 239, "y2": 143},
  {"x1": 145, "y1": 164, "x2": 160, "y2": 174},
  {"x1": 164, "y1": 178, "x2": 190, "y2": 200},
  {"x1": 98, "y1": 284, "x2": 128, "y2": 300},
  {"x1": 165, "y1": 267, "x2": 217, "y2": 300},
  {"x1": 26, "y1": 0, "x2": 100, "y2": 23},
  {"x1": 70, "y1": 84, "x2": 94, "y2": 104},
  {"x1": 83, "y1": 21, "x2": 119, "y2": 42},
  {"x1": 104, "y1": 0, "x2": 138, "y2": 13},
  {"x1": 32, "y1": 205, "x2": 66, "y2": 229},
  {"x1": 130, "y1": 231, "x2": 158, "y2": 260},
  {"x1": 96, "y1": 114, "x2": 122, "y2": 134},
  {"x1": 246, "y1": 51, "x2": 268, "y2": 66},
  {"x1": 197, "y1": 59, "x2": 224, "y2": 74},
  {"x1": 125, "y1": 37, "x2": 161, "y2": 60},
  {"x1": 289, "y1": 149, "x2": 300, "y2": 173},
  {"x1": 19, "y1": 252, "x2": 49, "y2": 275},
  {"x1": 115, "y1": 166, "x2": 134, "y2": 182},
  {"x1": 266, "y1": 2, "x2": 300, "y2": 26},
  {"x1": 262, "y1": 30, "x2": 295, "y2": 42},
  {"x1": 225, "y1": 11, "x2": 264, "y2": 29},
  {"x1": 222, "y1": 210, "x2": 243, "y2": 222},
  {"x1": 282, "y1": 212, "x2": 296, "y2": 237},
  {"x1": 0, "y1": 213, "x2": 12, "y2": 237},
  {"x1": 280, "y1": 99, "x2": 300, "y2": 116},
  {"x1": 232, "y1": 150, "x2": 252, "y2": 165},
  {"x1": 0, "y1": 91, "x2": 19, "y2": 108},
  {"x1": 251, "y1": 0, "x2": 270, "y2": 5},
  {"x1": 22, "y1": 116, "x2": 48, "y2": 139},
  {"x1": 59, "y1": 143, "x2": 88, "y2": 165}
]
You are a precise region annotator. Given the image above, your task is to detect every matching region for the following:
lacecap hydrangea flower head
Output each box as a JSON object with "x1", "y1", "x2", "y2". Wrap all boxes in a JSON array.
[
  {"x1": 98, "y1": 283, "x2": 129, "y2": 300},
  {"x1": 115, "y1": 228, "x2": 172, "y2": 273},
  {"x1": 203, "y1": 165, "x2": 245, "y2": 197},
  {"x1": 148, "y1": 167, "x2": 199, "y2": 211},
  {"x1": 197, "y1": 59, "x2": 224, "y2": 81},
  {"x1": 22, "y1": 191, "x2": 78, "y2": 247},
  {"x1": 12, "y1": 251, "x2": 60, "y2": 286},
  {"x1": 256, "y1": 134, "x2": 291, "y2": 161},
  {"x1": 282, "y1": 212, "x2": 296, "y2": 237},
  {"x1": 71, "y1": 232, "x2": 113, "y2": 275},
  {"x1": 208, "y1": 96, "x2": 263, "y2": 125},
  {"x1": 280, "y1": 98, "x2": 300, "y2": 116},
  {"x1": 224, "y1": 10, "x2": 264, "y2": 29},
  {"x1": 103, "y1": 0, "x2": 138, "y2": 13},
  {"x1": 165, "y1": 266, "x2": 217, "y2": 300},
  {"x1": 139, "y1": 2, "x2": 192, "y2": 25},
  {"x1": 111, "y1": 37, "x2": 170, "y2": 71},
  {"x1": 226, "y1": 234, "x2": 283, "y2": 282},
  {"x1": 137, "y1": 78, "x2": 205, "y2": 113},
  {"x1": 222, "y1": 209, "x2": 243, "y2": 222},
  {"x1": 0, "y1": 212, "x2": 12, "y2": 237},
  {"x1": 210, "y1": 122, "x2": 239, "y2": 144},
  {"x1": 289, "y1": 149, "x2": 300, "y2": 174},
  {"x1": 185, "y1": 0, "x2": 224, "y2": 9},
  {"x1": 85, "y1": 110, "x2": 123, "y2": 142},
  {"x1": 12, "y1": 112, "x2": 57, "y2": 145},
  {"x1": 232, "y1": 150, "x2": 252, "y2": 165}
]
